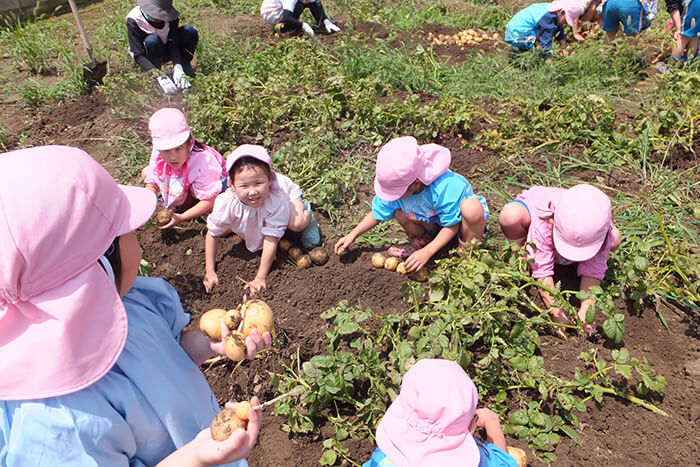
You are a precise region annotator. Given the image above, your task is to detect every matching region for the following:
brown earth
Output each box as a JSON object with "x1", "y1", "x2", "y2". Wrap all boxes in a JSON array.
[{"x1": 1, "y1": 7, "x2": 699, "y2": 467}]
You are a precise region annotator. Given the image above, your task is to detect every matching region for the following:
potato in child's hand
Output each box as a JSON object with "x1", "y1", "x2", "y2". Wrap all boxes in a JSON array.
[
  {"x1": 384, "y1": 257, "x2": 400, "y2": 271},
  {"x1": 199, "y1": 309, "x2": 227, "y2": 340},
  {"x1": 210, "y1": 407, "x2": 247, "y2": 441},
  {"x1": 309, "y1": 248, "x2": 329, "y2": 265},
  {"x1": 296, "y1": 254, "x2": 312, "y2": 269},
  {"x1": 396, "y1": 262, "x2": 408, "y2": 275},
  {"x1": 411, "y1": 267, "x2": 429, "y2": 282},
  {"x1": 235, "y1": 401, "x2": 252, "y2": 421},
  {"x1": 371, "y1": 253, "x2": 386, "y2": 268},
  {"x1": 224, "y1": 308, "x2": 242, "y2": 330},
  {"x1": 240, "y1": 300, "x2": 274, "y2": 336},
  {"x1": 507, "y1": 447, "x2": 527, "y2": 467},
  {"x1": 288, "y1": 247, "x2": 303, "y2": 260},
  {"x1": 224, "y1": 331, "x2": 247, "y2": 361},
  {"x1": 156, "y1": 209, "x2": 172, "y2": 226},
  {"x1": 278, "y1": 239, "x2": 293, "y2": 252}
]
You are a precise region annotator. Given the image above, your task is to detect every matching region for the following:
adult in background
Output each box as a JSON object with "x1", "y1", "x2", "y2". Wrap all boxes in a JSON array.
[{"x1": 126, "y1": 0, "x2": 198, "y2": 94}]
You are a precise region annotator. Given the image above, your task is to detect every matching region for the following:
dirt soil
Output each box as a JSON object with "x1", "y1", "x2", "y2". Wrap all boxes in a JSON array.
[{"x1": 1, "y1": 9, "x2": 699, "y2": 467}]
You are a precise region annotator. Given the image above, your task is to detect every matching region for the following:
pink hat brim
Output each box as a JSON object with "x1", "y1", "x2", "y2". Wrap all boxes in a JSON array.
[
  {"x1": 552, "y1": 228, "x2": 607, "y2": 262},
  {"x1": 225, "y1": 145, "x2": 273, "y2": 173},
  {"x1": 152, "y1": 130, "x2": 191, "y2": 151},
  {"x1": 373, "y1": 175, "x2": 408, "y2": 202},
  {"x1": 118, "y1": 185, "x2": 158, "y2": 235}
]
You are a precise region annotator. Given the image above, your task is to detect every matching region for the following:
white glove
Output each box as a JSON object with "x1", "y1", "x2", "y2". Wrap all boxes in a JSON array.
[
  {"x1": 156, "y1": 75, "x2": 178, "y2": 94},
  {"x1": 302, "y1": 22, "x2": 315, "y2": 37},
  {"x1": 323, "y1": 19, "x2": 340, "y2": 33},
  {"x1": 172, "y1": 64, "x2": 191, "y2": 90}
]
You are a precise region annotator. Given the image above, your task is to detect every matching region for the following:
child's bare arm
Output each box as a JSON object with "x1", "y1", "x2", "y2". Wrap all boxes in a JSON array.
[
  {"x1": 578, "y1": 275, "x2": 601, "y2": 336},
  {"x1": 246, "y1": 236, "x2": 278, "y2": 293},
  {"x1": 404, "y1": 224, "x2": 458, "y2": 272},
  {"x1": 334, "y1": 212, "x2": 380, "y2": 254},
  {"x1": 475, "y1": 408, "x2": 507, "y2": 451},
  {"x1": 203, "y1": 232, "x2": 223, "y2": 293}
]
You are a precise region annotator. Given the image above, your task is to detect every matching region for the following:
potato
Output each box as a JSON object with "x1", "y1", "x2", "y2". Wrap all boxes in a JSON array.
[
  {"x1": 156, "y1": 209, "x2": 172, "y2": 226},
  {"x1": 240, "y1": 299, "x2": 274, "y2": 335},
  {"x1": 384, "y1": 257, "x2": 400, "y2": 271},
  {"x1": 335, "y1": 245, "x2": 347, "y2": 256},
  {"x1": 371, "y1": 253, "x2": 386, "y2": 268},
  {"x1": 210, "y1": 407, "x2": 247, "y2": 441},
  {"x1": 224, "y1": 308, "x2": 242, "y2": 331},
  {"x1": 396, "y1": 262, "x2": 408, "y2": 275},
  {"x1": 278, "y1": 239, "x2": 293, "y2": 252},
  {"x1": 296, "y1": 254, "x2": 312, "y2": 269},
  {"x1": 288, "y1": 247, "x2": 303, "y2": 260},
  {"x1": 235, "y1": 401, "x2": 252, "y2": 421},
  {"x1": 224, "y1": 331, "x2": 247, "y2": 361},
  {"x1": 411, "y1": 268, "x2": 430, "y2": 282},
  {"x1": 309, "y1": 248, "x2": 329, "y2": 266},
  {"x1": 200, "y1": 309, "x2": 227, "y2": 341},
  {"x1": 507, "y1": 447, "x2": 527, "y2": 467}
]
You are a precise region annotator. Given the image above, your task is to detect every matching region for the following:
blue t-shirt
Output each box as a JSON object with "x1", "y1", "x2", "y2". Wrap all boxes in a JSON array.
[
  {"x1": 0, "y1": 277, "x2": 247, "y2": 467},
  {"x1": 363, "y1": 442, "x2": 518, "y2": 467},
  {"x1": 505, "y1": 3, "x2": 551, "y2": 46},
  {"x1": 372, "y1": 170, "x2": 487, "y2": 227}
]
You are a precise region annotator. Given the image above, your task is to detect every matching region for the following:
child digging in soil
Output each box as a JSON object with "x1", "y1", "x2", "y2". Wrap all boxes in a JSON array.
[
  {"x1": 334, "y1": 136, "x2": 489, "y2": 273},
  {"x1": 505, "y1": 0, "x2": 583, "y2": 58},
  {"x1": 204, "y1": 144, "x2": 321, "y2": 294},
  {"x1": 498, "y1": 184, "x2": 622, "y2": 337},
  {"x1": 0, "y1": 146, "x2": 271, "y2": 466},
  {"x1": 142, "y1": 107, "x2": 227, "y2": 229},
  {"x1": 364, "y1": 359, "x2": 522, "y2": 467},
  {"x1": 260, "y1": 0, "x2": 340, "y2": 37}
]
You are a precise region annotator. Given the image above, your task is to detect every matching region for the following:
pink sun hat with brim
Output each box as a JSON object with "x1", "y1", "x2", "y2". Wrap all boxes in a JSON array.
[
  {"x1": 149, "y1": 107, "x2": 191, "y2": 151},
  {"x1": 375, "y1": 359, "x2": 481, "y2": 467},
  {"x1": 225, "y1": 144, "x2": 273, "y2": 173},
  {"x1": 374, "y1": 136, "x2": 451, "y2": 202},
  {"x1": 548, "y1": 0, "x2": 583, "y2": 26},
  {"x1": 0, "y1": 146, "x2": 156, "y2": 400},
  {"x1": 553, "y1": 184, "x2": 612, "y2": 262}
]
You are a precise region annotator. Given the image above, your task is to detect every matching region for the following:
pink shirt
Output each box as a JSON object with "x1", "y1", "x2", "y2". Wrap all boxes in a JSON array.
[
  {"x1": 518, "y1": 186, "x2": 615, "y2": 280},
  {"x1": 144, "y1": 144, "x2": 226, "y2": 209},
  {"x1": 206, "y1": 173, "x2": 303, "y2": 252}
]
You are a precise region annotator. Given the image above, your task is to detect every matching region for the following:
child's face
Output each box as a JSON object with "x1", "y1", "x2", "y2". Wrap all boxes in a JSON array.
[
  {"x1": 233, "y1": 165, "x2": 272, "y2": 208},
  {"x1": 399, "y1": 180, "x2": 424, "y2": 199},
  {"x1": 557, "y1": 11, "x2": 567, "y2": 26},
  {"x1": 159, "y1": 136, "x2": 193, "y2": 170}
]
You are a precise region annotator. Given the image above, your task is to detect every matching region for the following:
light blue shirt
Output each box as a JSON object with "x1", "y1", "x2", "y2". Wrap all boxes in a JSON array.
[
  {"x1": 505, "y1": 3, "x2": 551, "y2": 45},
  {"x1": 0, "y1": 277, "x2": 247, "y2": 467},
  {"x1": 371, "y1": 170, "x2": 489, "y2": 227},
  {"x1": 363, "y1": 443, "x2": 518, "y2": 467}
]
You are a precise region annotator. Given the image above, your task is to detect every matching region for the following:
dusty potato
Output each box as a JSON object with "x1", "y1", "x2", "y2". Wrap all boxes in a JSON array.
[
  {"x1": 288, "y1": 247, "x2": 303, "y2": 260},
  {"x1": 507, "y1": 447, "x2": 527, "y2": 467},
  {"x1": 210, "y1": 407, "x2": 248, "y2": 441},
  {"x1": 156, "y1": 209, "x2": 172, "y2": 226},
  {"x1": 224, "y1": 331, "x2": 247, "y2": 361},
  {"x1": 411, "y1": 268, "x2": 430, "y2": 282},
  {"x1": 371, "y1": 253, "x2": 386, "y2": 268},
  {"x1": 384, "y1": 257, "x2": 400, "y2": 271},
  {"x1": 235, "y1": 401, "x2": 252, "y2": 421},
  {"x1": 240, "y1": 299, "x2": 274, "y2": 335},
  {"x1": 278, "y1": 238, "x2": 293, "y2": 252},
  {"x1": 396, "y1": 262, "x2": 408, "y2": 275},
  {"x1": 224, "y1": 308, "x2": 242, "y2": 331},
  {"x1": 296, "y1": 254, "x2": 312, "y2": 269},
  {"x1": 199, "y1": 309, "x2": 227, "y2": 341},
  {"x1": 309, "y1": 248, "x2": 329, "y2": 266}
]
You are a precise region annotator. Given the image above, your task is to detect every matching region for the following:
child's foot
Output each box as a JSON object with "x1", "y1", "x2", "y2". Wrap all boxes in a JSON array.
[
  {"x1": 300, "y1": 201, "x2": 321, "y2": 249},
  {"x1": 388, "y1": 236, "x2": 431, "y2": 259}
]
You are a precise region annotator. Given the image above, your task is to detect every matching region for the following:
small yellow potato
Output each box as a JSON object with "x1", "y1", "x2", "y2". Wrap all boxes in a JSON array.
[
  {"x1": 240, "y1": 299, "x2": 274, "y2": 336},
  {"x1": 309, "y1": 248, "x2": 329, "y2": 266},
  {"x1": 199, "y1": 309, "x2": 227, "y2": 341},
  {"x1": 372, "y1": 253, "x2": 386, "y2": 268},
  {"x1": 235, "y1": 401, "x2": 252, "y2": 421},
  {"x1": 384, "y1": 257, "x2": 400, "y2": 271},
  {"x1": 288, "y1": 247, "x2": 303, "y2": 260},
  {"x1": 156, "y1": 209, "x2": 172, "y2": 226},
  {"x1": 210, "y1": 407, "x2": 247, "y2": 441},
  {"x1": 224, "y1": 331, "x2": 247, "y2": 361},
  {"x1": 507, "y1": 447, "x2": 527, "y2": 467},
  {"x1": 296, "y1": 254, "x2": 312, "y2": 269},
  {"x1": 278, "y1": 239, "x2": 293, "y2": 252}
]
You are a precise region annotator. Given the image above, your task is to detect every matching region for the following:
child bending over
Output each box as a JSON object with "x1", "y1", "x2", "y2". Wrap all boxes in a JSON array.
[{"x1": 505, "y1": 0, "x2": 583, "y2": 57}]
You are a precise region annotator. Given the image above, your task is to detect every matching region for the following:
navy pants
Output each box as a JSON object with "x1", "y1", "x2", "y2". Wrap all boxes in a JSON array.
[
  {"x1": 280, "y1": 2, "x2": 328, "y2": 33},
  {"x1": 143, "y1": 25, "x2": 198, "y2": 69}
]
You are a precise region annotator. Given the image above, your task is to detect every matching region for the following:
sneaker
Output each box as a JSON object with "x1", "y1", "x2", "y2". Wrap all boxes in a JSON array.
[
  {"x1": 300, "y1": 201, "x2": 321, "y2": 249},
  {"x1": 387, "y1": 236, "x2": 432, "y2": 259}
]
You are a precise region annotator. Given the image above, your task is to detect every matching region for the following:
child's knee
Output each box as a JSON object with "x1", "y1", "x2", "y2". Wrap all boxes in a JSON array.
[
  {"x1": 612, "y1": 226, "x2": 622, "y2": 250},
  {"x1": 498, "y1": 201, "x2": 526, "y2": 228},
  {"x1": 288, "y1": 199, "x2": 310, "y2": 231},
  {"x1": 460, "y1": 198, "x2": 485, "y2": 225}
]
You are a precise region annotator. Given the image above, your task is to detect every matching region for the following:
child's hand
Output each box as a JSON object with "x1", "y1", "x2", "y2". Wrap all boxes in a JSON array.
[
  {"x1": 474, "y1": 408, "x2": 500, "y2": 430},
  {"x1": 159, "y1": 212, "x2": 185, "y2": 229},
  {"x1": 244, "y1": 328, "x2": 273, "y2": 360},
  {"x1": 334, "y1": 236, "x2": 353, "y2": 255},
  {"x1": 244, "y1": 277, "x2": 266, "y2": 294},
  {"x1": 573, "y1": 32, "x2": 586, "y2": 41},
  {"x1": 192, "y1": 397, "x2": 261, "y2": 465},
  {"x1": 404, "y1": 247, "x2": 432, "y2": 273},
  {"x1": 203, "y1": 271, "x2": 219, "y2": 293}
]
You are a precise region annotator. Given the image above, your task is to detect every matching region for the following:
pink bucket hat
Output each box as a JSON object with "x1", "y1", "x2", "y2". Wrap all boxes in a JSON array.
[
  {"x1": 149, "y1": 107, "x2": 191, "y2": 151},
  {"x1": 375, "y1": 359, "x2": 480, "y2": 467},
  {"x1": 225, "y1": 144, "x2": 273, "y2": 173},
  {"x1": 374, "y1": 136, "x2": 451, "y2": 202},
  {"x1": 0, "y1": 146, "x2": 156, "y2": 400},
  {"x1": 548, "y1": 0, "x2": 583, "y2": 26},
  {"x1": 553, "y1": 184, "x2": 612, "y2": 262}
]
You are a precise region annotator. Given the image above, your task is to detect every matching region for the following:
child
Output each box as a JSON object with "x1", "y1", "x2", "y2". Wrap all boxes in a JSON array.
[
  {"x1": 364, "y1": 359, "x2": 519, "y2": 467},
  {"x1": 142, "y1": 107, "x2": 227, "y2": 229},
  {"x1": 599, "y1": 0, "x2": 657, "y2": 42},
  {"x1": 0, "y1": 146, "x2": 272, "y2": 466},
  {"x1": 670, "y1": 0, "x2": 699, "y2": 63},
  {"x1": 334, "y1": 136, "x2": 488, "y2": 273},
  {"x1": 572, "y1": 0, "x2": 603, "y2": 40},
  {"x1": 204, "y1": 144, "x2": 321, "y2": 293},
  {"x1": 260, "y1": 0, "x2": 340, "y2": 37},
  {"x1": 505, "y1": 0, "x2": 583, "y2": 57},
  {"x1": 126, "y1": 0, "x2": 198, "y2": 94},
  {"x1": 498, "y1": 184, "x2": 622, "y2": 336}
]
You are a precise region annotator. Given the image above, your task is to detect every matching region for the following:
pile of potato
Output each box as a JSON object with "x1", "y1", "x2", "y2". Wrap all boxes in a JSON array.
[
  {"x1": 279, "y1": 239, "x2": 329, "y2": 269},
  {"x1": 427, "y1": 29, "x2": 499, "y2": 47},
  {"x1": 199, "y1": 299, "x2": 274, "y2": 361},
  {"x1": 371, "y1": 253, "x2": 429, "y2": 282}
]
